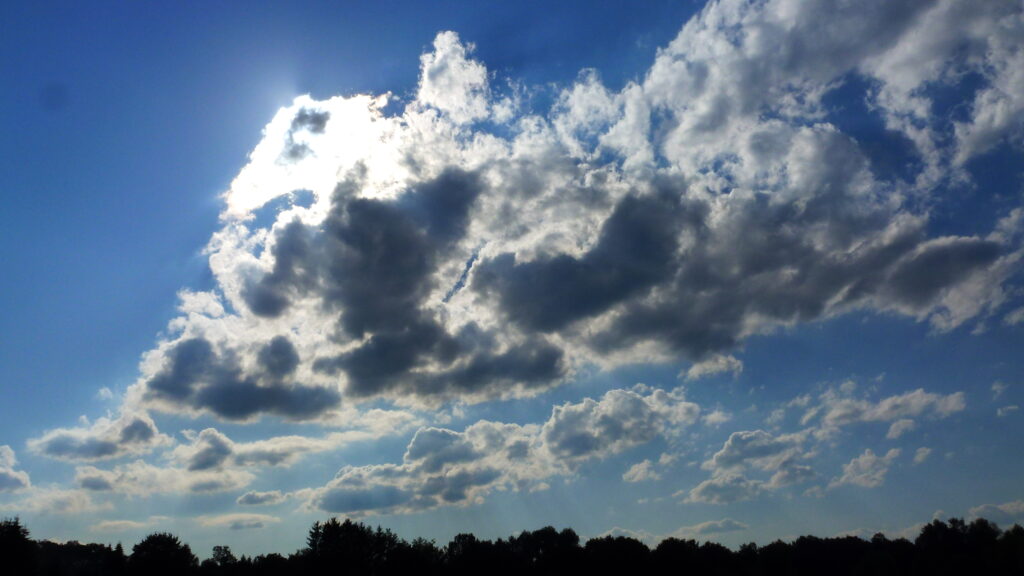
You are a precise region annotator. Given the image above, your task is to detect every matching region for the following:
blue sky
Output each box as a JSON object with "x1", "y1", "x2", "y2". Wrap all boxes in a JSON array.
[{"x1": 2, "y1": 0, "x2": 1023, "y2": 559}]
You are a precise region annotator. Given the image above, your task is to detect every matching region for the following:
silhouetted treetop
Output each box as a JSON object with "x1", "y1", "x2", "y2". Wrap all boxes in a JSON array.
[{"x1": 2, "y1": 515, "x2": 1022, "y2": 576}]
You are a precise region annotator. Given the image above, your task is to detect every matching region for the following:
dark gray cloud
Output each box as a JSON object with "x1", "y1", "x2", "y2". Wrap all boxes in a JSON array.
[
  {"x1": 473, "y1": 192, "x2": 688, "y2": 332},
  {"x1": 0, "y1": 470, "x2": 29, "y2": 491},
  {"x1": 118, "y1": 417, "x2": 158, "y2": 444},
  {"x1": 283, "y1": 108, "x2": 331, "y2": 160},
  {"x1": 420, "y1": 467, "x2": 501, "y2": 503},
  {"x1": 316, "y1": 484, "x2": 412, "y2": 514},
  {"x1": 28, "y1": 413, "x2": 167, "y2": 462},
  {"x1": 292, "y1": 108, "x2": 329, "y2": 134},
  {"x1": 258, "y1": 336, "x2": 301, "y2": 379},
  {"x1": 78, "y1": 475, "x2": 114, "y2": 491},
  {"x1": 403, "y1": 428, "x2": 480, "y2": 473},
  {"x1": 884, "y1": 238, "x2": 1002, "y2": 308},
  {"x1": 36, "y1": 436, "x2": 119, "y2": 461},
  {"x1": 243, "y1": 221, "x2": 319, "y2": 318},
  {"x1": 184, "y1": 429, "x2": 233, "y2": 471},
  {"x1": 144, "y1": 337, "x2": 340, "y2": 421}
]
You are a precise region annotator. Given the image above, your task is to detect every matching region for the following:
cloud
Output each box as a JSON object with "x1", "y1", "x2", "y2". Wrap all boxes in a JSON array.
[
  {"x1": 886, "y1": 419, "x2": 916, "y2": 440},
  {"x1": 541, "y1": 386, "x2": 700, "y2": 463},
  {"x1": 0, "y1": 487, "x2": 110, "y2": 515},
  {"x1": 196, "y1": 513, "x2": 281, "y2": 531},
  {"x1": 90, "y1": 516, "x2": 169, "y2": 533},
  {"x1": 307, "y1": 385, "x2": 700, "y2": 515},
  {"x1": 684, "y1": 355, "x2": 743, "y2": 381},
  {"x1": 689, "y1": 428, "x2": 815, "y2": 500},
  {"x1": 829, "y1": 448, "x2": 901, "y2": 489},
  {"x1": 968, "y1": 500, "x2": 1024, "y2": 525},
  {"x1": 92, "y1": 2, "x2": 1021, "y2": 428},
  {"x1": 598, "y1": 527, "x2": 659, "y2": 546},
  {"x1": 667, "y1": 518, "x2": 748, "y2": 539},
  {"x1": 805, "y1": 384, "x2": 965, "y2": 439},
  {"x1": 12, "y1": 1, "x2": 1022, "y2": 533},
  {"x1": 702, "y1": 410, "x2": 732, "y2": 427},
  {"x1": 623, "y1": 460, "x2": 660, "y2": 483},
  {"x1": 28, "y1": 412, "x2": 171, "y2": 462},
  {"x1": 171, "y1": 427, "x2": 377, "y2": 472},
  {"x1": 0, "y1": 446, "x2": 30, "y2": 492},
  {"x1": 1005, "y1": 307, "x2": 1024, "y2": 326},
  {"x1": 913, "y1": 447, "x2": 932, "y2": 465},
  {"x1": 997, "y1": 405, "x2": 1019, "y2": 417},
  {"x1": 992, "y1": 381, "x2": 1008, "y2": 399},
  {"x1": 236, "y1": 490, "x2": 287, "y2": 506},
  {"x1": 142, "y1": 336, "x2": 342, "y2": 421},
  {"x1": 702, "y1": 430, "x2": 803, "y2": 473},
  {"x1": 416, "y1": 31, "x2": 490, "y2": 124},
  {"x1": 683, "y1": 473, "x2": 762, "y2": 505},
  {"x1": 75, "y1": 460, "x2": 254, "y2": 496}
]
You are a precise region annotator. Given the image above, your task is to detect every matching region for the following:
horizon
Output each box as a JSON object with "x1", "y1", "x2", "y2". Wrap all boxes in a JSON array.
[{"x1": 2, "y1": 0, "x2": 1023, "y2": 560}]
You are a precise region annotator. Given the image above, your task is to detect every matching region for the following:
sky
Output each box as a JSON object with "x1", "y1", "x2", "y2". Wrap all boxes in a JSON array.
[{"x1": 1, "y1": 0, "x2": 1023, "y2": 559}]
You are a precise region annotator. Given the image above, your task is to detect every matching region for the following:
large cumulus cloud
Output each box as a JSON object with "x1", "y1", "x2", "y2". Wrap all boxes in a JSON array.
[
  {"x1": 111, "y1": 0, "x2": 1022, "y2": 425},
  {"x1": 19, "y1": 0, "x2": 1021, "y2": 453}
]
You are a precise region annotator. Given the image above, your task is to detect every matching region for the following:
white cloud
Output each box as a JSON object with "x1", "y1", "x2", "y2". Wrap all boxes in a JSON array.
[
  {"x1": 807, "y1": 385, "x2": 965, "y2": 440},
  {"x1": 683, "y1": 355, "x2": 743, "y2": 381},
  {"x1": 416, "y1": 31, "x2": 490, "y2": 124},
  {"x1": 541, "y1": 386, "x2": 700, "y2": 464},
  {"x1": 1005, "y1": 307, "x2": 1024, "y2": 326},
  {"x1": 237, "y1": 490, "x2": 288, "y2": 506},
  {"x1": 0, "y1": 446, "x2": 30, "y2": 492},
  {"x1": 598, "y1": 526, "x2": 659, "y2": 546},
  {"x1": 75, "y1": 460, "x2": 254, "y2": 496},
  {"x1": 196, "y1": 513, "x2": 281, "y2": 530},
  {"x1": 997, "y1": 405, "x2": 1019, "y2": 417},
  {"x1": 992, "y1": 381, "x2": 1008, "y2": 399},
  {"x1": 913, "y1": 447, "x2": 932, "y2": 465},
  {"x1": 171, "y1": 427, "x2": 383, "y2": 472},
  {"x1": 667, "y1": 518, "x2": 748, "y2": 539},
  {"x1": 886, "y1": 419, "x2": 916, "y2": 440},
  {"x1": 703, "y1": 409, "x2": 732, "y2": 427},
  {"x1": 623, "y1": 460, "x2": 660, "y2": 483},
  {"x1": 703, "y1": 430, "x2": 804, "y2": 473},
  {"x1": 0, "y1": 487, "x2": 110, "y2": 515},
  {"x1": 968, "y1": 500, "x2": 1024, "y2": 524},
  {"x1": 683, "y1": 473, "x2": 762, "y2": 505},
  {"x1": 307, "y1": 385, "x2": 701, "y2": 515},
  {"x1": 829, "y1": 448, "x2": 901, "y2": 489},
  {"x1": 90, "y1": 516, "x2": 169, "y2": 533}
]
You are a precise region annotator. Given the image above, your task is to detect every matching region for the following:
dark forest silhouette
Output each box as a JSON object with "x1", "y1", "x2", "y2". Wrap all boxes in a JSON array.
[{"x1": 2, "y1": 515, "x2": 1023, "y2": 576}]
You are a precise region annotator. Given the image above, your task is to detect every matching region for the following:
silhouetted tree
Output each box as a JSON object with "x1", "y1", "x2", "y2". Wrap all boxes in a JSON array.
[
  {"x1": 0, "y1": 517, "x2": 36, "y2": 575},
  {"x1": 583, "y1": 535, "x2": 649, "y2": 574},
  {"x1": 4, "y1": 514, "x2": 1024, "y2": 576},
  {"x1": 128, "y1": 532, "x2": 198, "y2": 576}
]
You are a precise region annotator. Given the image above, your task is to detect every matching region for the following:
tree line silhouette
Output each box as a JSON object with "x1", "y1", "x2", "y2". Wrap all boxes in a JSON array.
[{"x1": 2, "y1": 515, "x2": 1022, "y2": 576}]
